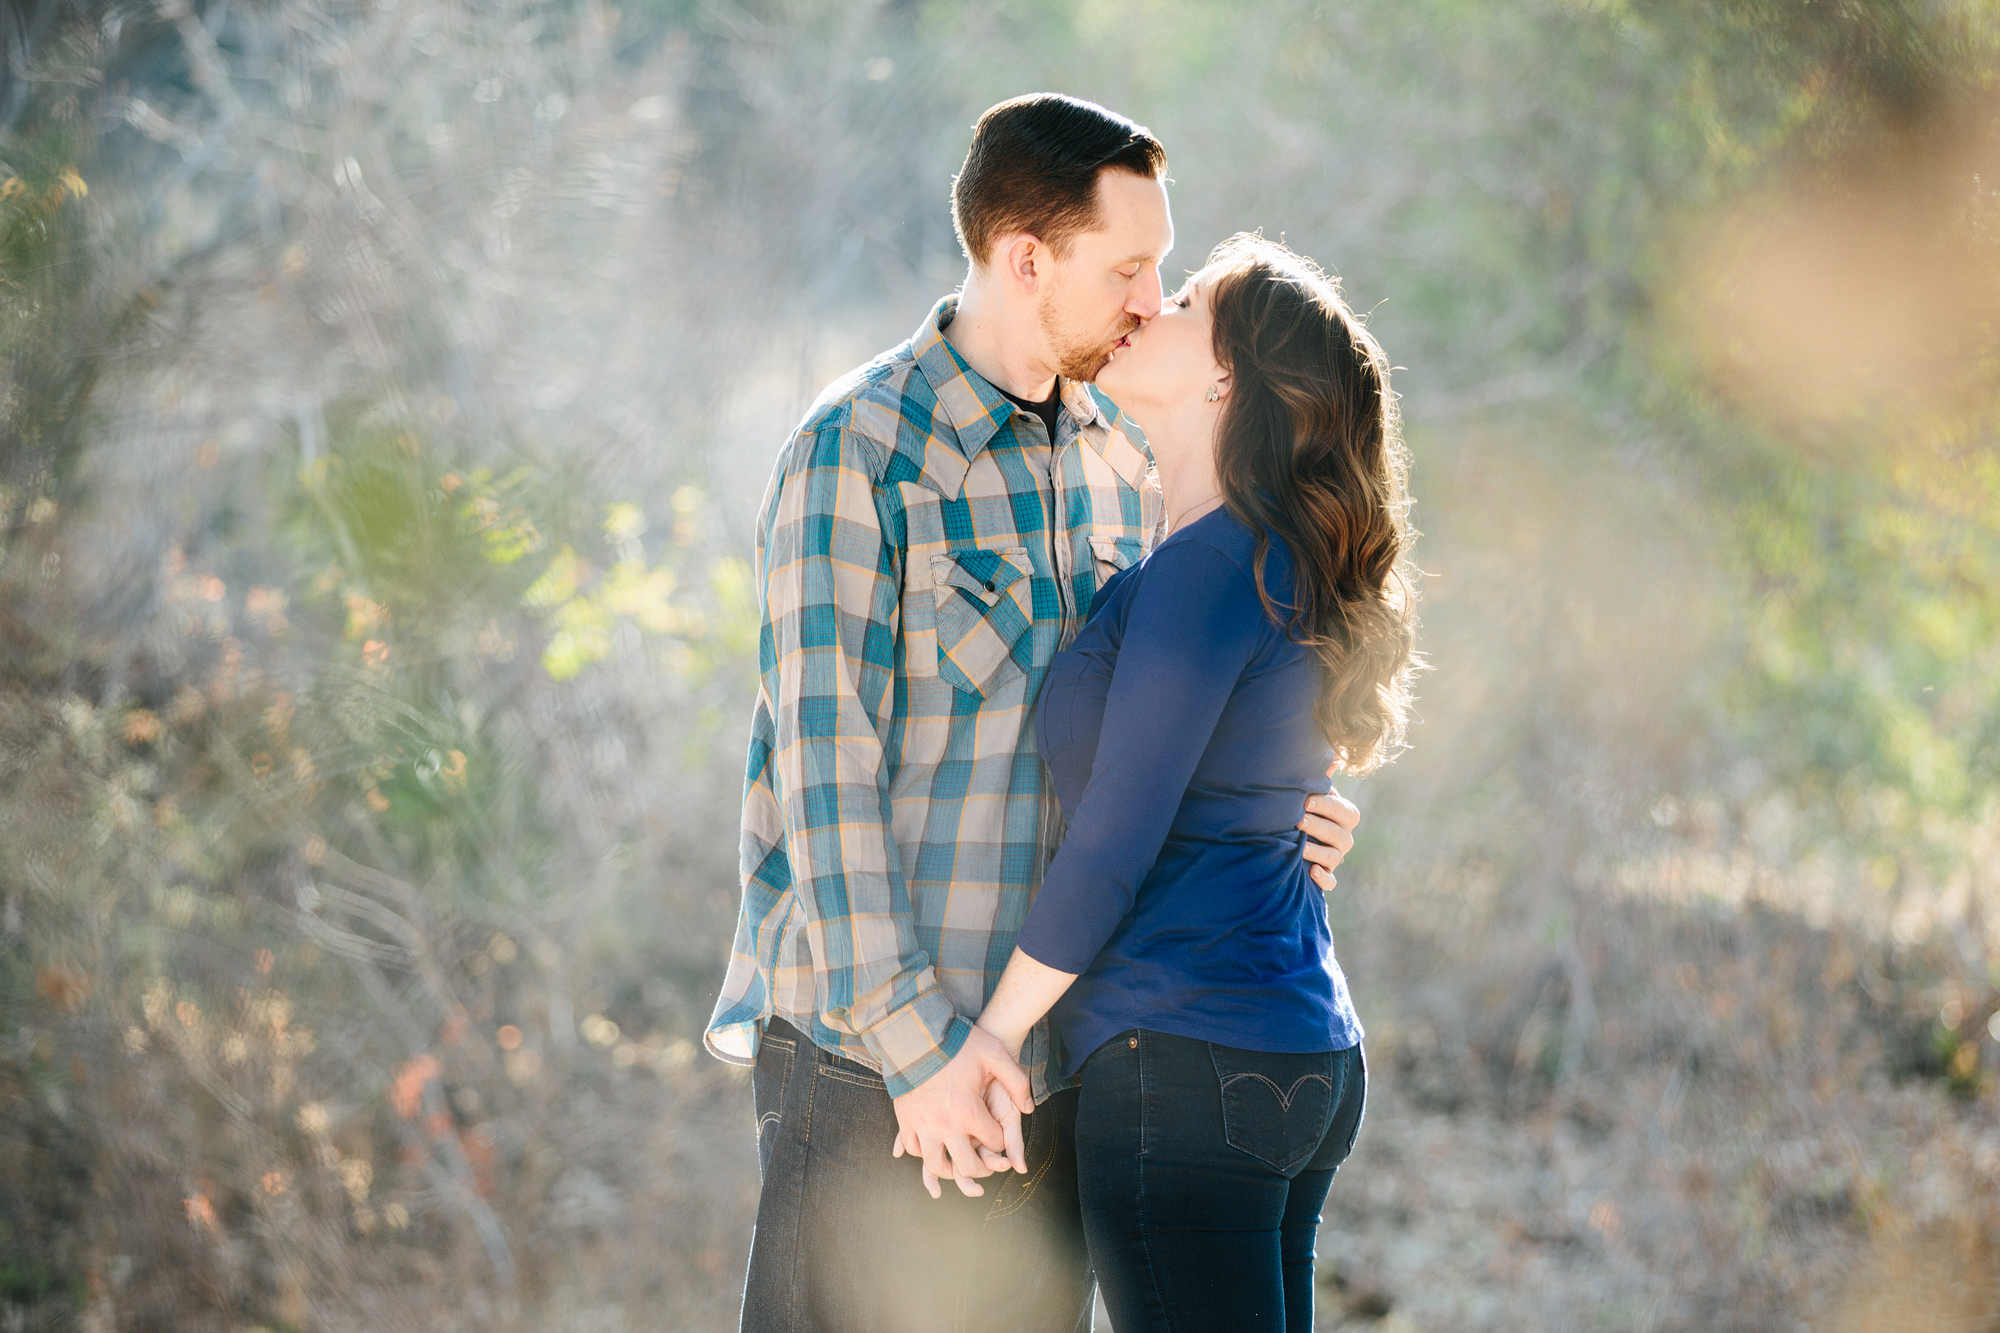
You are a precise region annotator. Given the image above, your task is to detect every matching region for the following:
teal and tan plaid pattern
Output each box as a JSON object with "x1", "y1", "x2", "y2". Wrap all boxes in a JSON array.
[{"x1": 705, "y1": 296, "x2": 1162, "y2": 1100}]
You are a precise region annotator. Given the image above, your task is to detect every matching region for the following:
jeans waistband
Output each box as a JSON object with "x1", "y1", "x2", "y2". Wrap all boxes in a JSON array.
[{"x1": 766, "y1": 1015, "x2": 886, "y2": 1085}]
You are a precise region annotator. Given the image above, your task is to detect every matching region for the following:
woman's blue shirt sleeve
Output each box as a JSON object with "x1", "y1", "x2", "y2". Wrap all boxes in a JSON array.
[{"x1": 1014, "y1": 537, "x2": 1265, "y2": 974}]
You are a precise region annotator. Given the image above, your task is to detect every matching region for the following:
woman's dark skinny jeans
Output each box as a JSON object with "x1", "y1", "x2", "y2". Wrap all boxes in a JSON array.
[{"x1": 1074, "y1": 1029, "x2": 1366, "y2": 1333}]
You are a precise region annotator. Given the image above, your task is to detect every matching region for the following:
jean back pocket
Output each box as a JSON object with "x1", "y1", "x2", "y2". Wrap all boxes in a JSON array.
[{"x1": 1209, "y1": 1045, "x2": 1344, "y2": 1178}]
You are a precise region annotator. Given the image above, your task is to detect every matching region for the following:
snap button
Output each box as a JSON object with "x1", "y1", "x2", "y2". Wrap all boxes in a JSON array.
[{"x1": 984, "y1": 580, "x2": 996, "y2": 592}]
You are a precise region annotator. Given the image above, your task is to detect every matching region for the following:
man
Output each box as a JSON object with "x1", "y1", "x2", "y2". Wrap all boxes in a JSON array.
[{"x1": 704, "y1": 93, "x2": 1361, "y2": 1332}]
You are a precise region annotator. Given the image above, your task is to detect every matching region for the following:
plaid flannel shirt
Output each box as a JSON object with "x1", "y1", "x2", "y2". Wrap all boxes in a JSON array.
[{"x1": 704, "y1": 296, "x2": 1163, "y2": 1100}]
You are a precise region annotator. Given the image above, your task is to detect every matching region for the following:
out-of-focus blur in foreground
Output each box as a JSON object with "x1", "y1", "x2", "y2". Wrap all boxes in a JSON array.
[{"x1": 2, "y1": 2, "x2": 1997, "y2": 1329}]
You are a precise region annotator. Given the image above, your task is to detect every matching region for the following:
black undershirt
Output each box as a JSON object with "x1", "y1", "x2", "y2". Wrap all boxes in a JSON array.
[{"x1": 998, "y1": 379, "x2": 1064, "y2": 442}]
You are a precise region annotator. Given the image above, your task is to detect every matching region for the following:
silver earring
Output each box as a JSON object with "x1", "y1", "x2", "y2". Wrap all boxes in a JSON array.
[{"x1": 1205, "y1": 385, "x2": 1220, "y2": 402}]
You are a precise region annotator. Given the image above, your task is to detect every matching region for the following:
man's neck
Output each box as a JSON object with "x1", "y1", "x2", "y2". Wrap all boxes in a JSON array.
[{"x1": 946, "y1": 275, "x2": 1059, "y2": 402}]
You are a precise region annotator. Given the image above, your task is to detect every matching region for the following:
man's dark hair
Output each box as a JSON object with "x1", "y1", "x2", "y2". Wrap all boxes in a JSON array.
[{"x1": 950, "y1": 93, "x2": 1167, "y2": 267}]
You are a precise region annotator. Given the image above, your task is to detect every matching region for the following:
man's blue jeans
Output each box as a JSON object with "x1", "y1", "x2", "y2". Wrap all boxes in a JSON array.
[
  {"x1": 1074, "y1": 1029, "x2": 1366, "y2": 1333},
  {"x1": 739, "y1": 1018, "x2": 1095, "y2": 1333}
]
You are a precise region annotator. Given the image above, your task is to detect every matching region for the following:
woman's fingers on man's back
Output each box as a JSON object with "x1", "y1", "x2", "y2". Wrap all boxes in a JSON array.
[
  {"x1": 1300, "y1": 788, "x2": 1359, "y2": 891},
  {"x1": 1305, "y1": 787, "x2": 1360, "y2": 830},
  {"x1": 1298, "y1": 812, "x2": 1355, "y2": 862}
]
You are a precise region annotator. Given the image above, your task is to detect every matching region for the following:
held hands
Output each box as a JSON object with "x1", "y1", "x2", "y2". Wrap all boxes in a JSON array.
[
  {"x1": 891, "y1": 952, "x2": 1074, "y2": 1198},
  {"x1": 890, "y1": 1023, "x2": 1030, "y2": 1199},
  {"x1": 900, "y1": 1078, "x2": 1025, "y2": 1200}
]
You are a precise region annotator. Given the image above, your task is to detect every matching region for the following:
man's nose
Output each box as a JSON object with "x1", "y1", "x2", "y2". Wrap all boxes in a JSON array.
[{"x1": 1128, "y1": 267, "x2": 1164, "y2": 321}]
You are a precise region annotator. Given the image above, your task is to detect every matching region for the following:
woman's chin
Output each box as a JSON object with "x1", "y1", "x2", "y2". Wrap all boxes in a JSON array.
[
  {"x1": 1094, "y1": 354, "x2": 1133, "y2": 398},
  {"x1": 1096, "y1": 367, "x2": 1162, "y2": 413}
]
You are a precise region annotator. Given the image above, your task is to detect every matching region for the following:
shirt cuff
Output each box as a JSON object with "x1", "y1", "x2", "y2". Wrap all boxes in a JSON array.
[{"x1": 858, "y1": 987, "x2": 973, "y2": 1098}]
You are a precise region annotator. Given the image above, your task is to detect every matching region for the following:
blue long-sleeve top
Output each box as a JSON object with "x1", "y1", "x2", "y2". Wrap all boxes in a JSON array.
[{"x1": 1016, "y1": 505, "x2": 1364, "y2": 1078}]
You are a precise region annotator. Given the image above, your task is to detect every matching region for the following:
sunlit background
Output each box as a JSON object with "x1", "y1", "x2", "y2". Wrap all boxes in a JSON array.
[{"x1": 3, "y1": 1, "x2": 1998, "y2": 1329}]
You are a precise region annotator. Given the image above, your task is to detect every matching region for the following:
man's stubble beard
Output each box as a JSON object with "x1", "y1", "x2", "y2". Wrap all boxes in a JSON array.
[{"x1": 1039, "y1": 289, "x2": 1135, "y2": 385}]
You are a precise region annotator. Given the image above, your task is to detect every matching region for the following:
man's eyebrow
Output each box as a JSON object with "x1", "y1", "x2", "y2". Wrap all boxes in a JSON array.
[{"x1": 1115, "y1": 245, "x2": 1174, "y2": 266}]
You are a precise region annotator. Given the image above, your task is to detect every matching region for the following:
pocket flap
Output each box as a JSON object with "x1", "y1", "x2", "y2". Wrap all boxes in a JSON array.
[
  {"x1": 931, "y1": 546, "x2": 1031, "y2": 603},
  {"x1": 927, "y1": 546, "x2": 1033, "y2": 699},
  {"x1": 1087, "y1": 534, "x2": 1145, "y2": 572}
]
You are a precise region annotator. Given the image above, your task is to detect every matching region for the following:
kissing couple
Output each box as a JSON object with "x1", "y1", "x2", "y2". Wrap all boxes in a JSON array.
[{"x1": 705, "y1": 92, "x2": 1420, "y2": 1332}]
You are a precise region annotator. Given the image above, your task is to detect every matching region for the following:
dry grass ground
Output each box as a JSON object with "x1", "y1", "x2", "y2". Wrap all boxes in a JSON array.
[{"x1": 1314, "y1": 894, "x2": 2000, "y2": 1332}]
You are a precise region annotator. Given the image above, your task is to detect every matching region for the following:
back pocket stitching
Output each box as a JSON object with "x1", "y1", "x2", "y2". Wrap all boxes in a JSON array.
[
  {"x1": 1218, "y1": 1071, "x2": 1333, "y2": 1113},
  {"x1": 1211, "y1": 1049, "x2": 1339, "y2": 1176}
]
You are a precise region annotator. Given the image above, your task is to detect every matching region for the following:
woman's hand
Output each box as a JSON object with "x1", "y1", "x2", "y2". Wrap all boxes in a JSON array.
[
  {"x1": 1298, "y1": 781, "x2": 1359, "y2": 890},
  {"x1": 900, "y1": 1073, "x2": 1028, "y2": 1198},
  {"x1": 889, "y1": 1025, "x2": 1030, "y2": 1199},
  {"x1": 892, "y1": 946, "x2": 1079, "y2": 1197}
]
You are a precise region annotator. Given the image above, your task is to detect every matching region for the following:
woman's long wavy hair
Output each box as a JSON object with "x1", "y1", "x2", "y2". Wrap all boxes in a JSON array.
[{"x1": 1204, "y1": 233, "x2": 1422, "y2": 774}]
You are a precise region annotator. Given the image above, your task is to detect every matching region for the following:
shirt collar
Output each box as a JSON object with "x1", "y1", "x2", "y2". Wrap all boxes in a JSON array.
[
  {"x1": 1061, "y1": 379, "x2": 1109, "y2": 429},
  {"x1": 912, "y1": 295, "x2": 1015, "y2": 465}
]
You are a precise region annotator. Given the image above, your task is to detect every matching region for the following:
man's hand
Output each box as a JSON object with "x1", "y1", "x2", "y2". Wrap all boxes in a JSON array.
[
  {"x1": 890, "y1": 1024, "x2": 1031, "y2": 1199},
  {"x1": 909, "y1": 1077, "x2": 1025, "y2": 1198},
  {"x1": 1298, "y1": 777, "x2": 1359, "y2": 890}
]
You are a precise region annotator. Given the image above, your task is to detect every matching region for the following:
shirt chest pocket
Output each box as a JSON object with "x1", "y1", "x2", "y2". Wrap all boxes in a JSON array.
[
  {"x1": 1088, "y1": 534, "x2": 1145, "y2": 587},
  {"x1": 927, "y1": 546, "x2": 1034, "y2": 699}
]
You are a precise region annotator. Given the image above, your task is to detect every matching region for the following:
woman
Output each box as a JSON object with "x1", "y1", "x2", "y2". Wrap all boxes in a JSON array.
[{"x1": 974, "y1": 234, "x2": 1419, "y2": 1331}]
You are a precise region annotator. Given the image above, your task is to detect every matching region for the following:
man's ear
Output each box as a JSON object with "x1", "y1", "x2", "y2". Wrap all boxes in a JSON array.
[{"x1": 994, "y1": 233, "x2": 1045, "y2": 295}]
